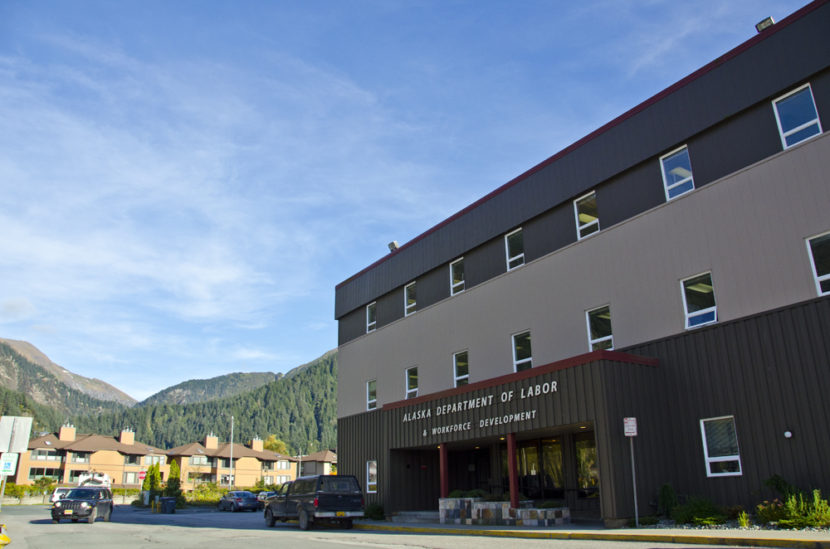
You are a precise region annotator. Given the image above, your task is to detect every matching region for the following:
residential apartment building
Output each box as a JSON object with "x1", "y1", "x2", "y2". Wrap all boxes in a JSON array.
[
  {"x1": 335, "y1": 0, "x2": 830, "y2": 525},
  {"x1": 16, "y1": 425, "x2": 168, "y2": 487},
  {"x1": 298, "y1": 450, "x2": 337, "y2": 476},
  {"x1": 167, "y1": 434, "x2": 298, "y2": 490}
]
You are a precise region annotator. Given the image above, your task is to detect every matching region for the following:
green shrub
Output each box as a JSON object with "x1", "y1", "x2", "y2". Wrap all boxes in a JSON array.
[
  {"x1": 738, "y1": 511, "x2": 750, "y2": 528},
  {"x1": 756, "y1": 499, "x2": 788, "y2": 524},
  {"x1": 671, "y1": 496, "x2": 724, "y2": 525},
  {"x1": 628, "y1": 515, "x2": 659, "y2": 527},
  {"x1": 658, "y1": 484, "x2": 677, "y2": 517},
  {"x1": 364, "y1": 502, "x2": 385, "y2": 520},
  {"x1": 778, "y1": 490, "x2": 830, "y2": 529},
  {"x1": 764, "y1": 474, "x2": 798, "y2": 498},
  {"x1": 3, "y1": 483, "x2": 25, "y2": 500},
  {"x1": 538, "y1": 499, "x2": 566, "y2": 508},
  {"x1": 447, "y1": 489, "x2": 465, "y2": 498}
]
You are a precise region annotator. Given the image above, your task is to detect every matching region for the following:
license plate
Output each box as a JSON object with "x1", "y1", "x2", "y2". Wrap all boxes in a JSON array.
[
  {"x1": 65, "y1": 510, "x2": 73, "y2": 515},
  {"x1": 336, "y1": 511, "x2": 345, "y2": 517}
]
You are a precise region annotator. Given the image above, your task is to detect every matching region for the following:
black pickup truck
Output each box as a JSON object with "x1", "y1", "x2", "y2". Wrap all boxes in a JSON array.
[{"x1": 264, "y1": 475, "x2": 364, "y2": 530}]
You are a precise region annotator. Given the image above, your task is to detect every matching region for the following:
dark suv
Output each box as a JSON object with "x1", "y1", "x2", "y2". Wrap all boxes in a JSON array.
[
  {"x1": 51, "y1": 486, "x2": 114, "y2": 524},
  {"x1": 264, "y1": 475, "x2": 363, "y2": 530}
]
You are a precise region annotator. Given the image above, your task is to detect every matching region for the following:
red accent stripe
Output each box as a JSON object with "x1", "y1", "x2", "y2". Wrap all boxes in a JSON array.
[
  {"x1": 383, "y1": 350, "x2": 659, "y2": 411},
  {"x1": 336, "y1": 0, "x2": 826, "y2": 291}
]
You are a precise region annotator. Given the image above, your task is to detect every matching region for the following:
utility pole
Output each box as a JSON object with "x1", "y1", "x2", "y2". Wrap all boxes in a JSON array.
[{"x1": 229, "y1": 415, "x2": 234, "y2": 489}]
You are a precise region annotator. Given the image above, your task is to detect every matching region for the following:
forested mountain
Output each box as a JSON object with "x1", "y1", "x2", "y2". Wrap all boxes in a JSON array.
[
  {"x1": 0, "y1": 342, "x2": 128, "y2": 422},
  {"x1": 0, "y1": 338, "x2": 136, "y2": 406},
  {"x1": 72, "y1": 350, "x2": 338, "y2": 453},
  {"x1": 140, "y1": 371, "x2": 282, "y2": 406},
  {"x1": 0, "y1": 383, "x2": 62, "y2": 433}
]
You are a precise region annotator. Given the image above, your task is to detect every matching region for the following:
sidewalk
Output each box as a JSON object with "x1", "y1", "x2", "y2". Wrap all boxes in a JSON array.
[{"x1": 354, "y1": 520, "x2": 830, "y2": 548}]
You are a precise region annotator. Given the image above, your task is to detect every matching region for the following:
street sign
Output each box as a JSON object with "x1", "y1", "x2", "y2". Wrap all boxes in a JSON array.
[
  {"x1": 0, "y1": 416, "x2": 33, "y2": 453},
  {"x1": 0, "y1": 453, "x2": 18, "y2": 476},
  {"x1": 624, "y1": 417, "x2": 638, "y2": 437},
  {"x1": 139, "y1": 470, "x2": 146, "y2": 481}
]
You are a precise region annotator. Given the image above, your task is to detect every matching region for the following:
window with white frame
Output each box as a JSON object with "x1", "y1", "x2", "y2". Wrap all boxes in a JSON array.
[
  {"x1": 366, "y1": 302, "x2": 377, "y2": 333},
  {"x1": 807, "y1": 231, "x2": 830, "y2": 296},
  {"x1": 405, "y1": 367, "x2": 418, "y2": 399},
  {"x1": 366, "y1": 460, "x2": 378, "y2": 493},
  {"x1": 700, "y1": 416, "x2": 742, "y2": 477},
  {"x1": 453, "y1": 351, "x2": 469, "y2": 387},
  {"x1": 450, "y1": 258, "x2": 465, "y2": 295},
  {"x1": 681, "y1": 272, "x2": 717, "y2": 328},
  {"x1": 366, "y1": 379, "x2": 377, "y2": 410},
  {"x1": 660, "y1": 146, "x2": 695, "y2": 200},
  {"x1": 145, "y1": 455, "x2": 165, "y2": 465},
  {"x1": 404, "y1": 281, "x2": 417, "y2": 316},
  {"x1": 277, "y1": 475, "x2": 291, "y2": 484},
  {"x1": 71, "y1": 452, "x2": 90, "y2": 464},
  {"x1": 773, "y1": 83, "x2": 822, "y2": 149},
  {"x1": 574, "y1": 191, "x2": 599, "y2": 239},
  {"x1": 123, "y1": 471, "x2": 140, "y2": 485},
  {"x1": 586, "y1": 305, "x2": 613, "y2": 351},
  {"x1": 505, "y1": 228, "x2": 524, "y2": 270},
  {"x1": 190, "y1": 454, "x2": 209, "y2": 466},
  {"x1": 512, "y1": 331, "x2": 532, "y2": 372},
  {"x1": 277, "y1": 460, "x2": 290, "y2": 470}
]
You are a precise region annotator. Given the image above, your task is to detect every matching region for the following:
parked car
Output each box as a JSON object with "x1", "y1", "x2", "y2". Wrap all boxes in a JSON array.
[
  {"x1": 264, "y1": 475, "x2": 363, "y2": 530},
  {"x1": 51, "y1": 486, "x2": 114, "y2": 524},
  {"x1": 218, "y1": 490, "x2": 260, "y2": 512},
  {"x1": 49, "y1": 487, "x2": 71, "y2": 503},
  {"x1": 257, "y1": 491, "x2": 276, "y2": 503}
]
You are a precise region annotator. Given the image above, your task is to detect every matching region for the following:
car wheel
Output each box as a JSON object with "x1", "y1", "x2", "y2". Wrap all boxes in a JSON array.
[
  {"x1": 265, "y1": 508, "x2": 276, "y2": 527},
  {"x1": 298, "y1": 508, "x2": 311, "y2": 530},
  {"x1": 87, "y1": 508, "x2": 97, "y2": 524}
]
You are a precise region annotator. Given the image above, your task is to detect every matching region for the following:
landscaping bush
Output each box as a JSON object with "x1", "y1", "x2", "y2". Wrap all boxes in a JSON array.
[
  {"x1": 627, "y1": 515, "x2": 659, "y2": 527},
  {"x1": 658, "y1": 483, "x2": 677, "y2": 517},
  {"x1": 671, "y1": 496, "x2": 726, "y2": 525},
  {"x1": 777, "y1": 490, "x2": 830, "y2": 529},
  {"x1": 364, "y1": 502, "x2": 385, "y2": 520}
]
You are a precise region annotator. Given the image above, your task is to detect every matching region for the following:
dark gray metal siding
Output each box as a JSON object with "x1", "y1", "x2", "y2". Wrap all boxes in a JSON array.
[
  {"x1": 621, "y1": 297, "x2": 830, "y2": 509},
  {"x1": 338, "y1": 297, "x2": 830, "y2": 519},
  {"x1": 335, "y1": 3, "x2": 830, "y2": 321}
]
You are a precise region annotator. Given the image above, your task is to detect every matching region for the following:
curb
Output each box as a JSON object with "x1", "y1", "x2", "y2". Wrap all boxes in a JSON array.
[{"x1": 354, "y1": 522, "x2": 830, "y2": 549}]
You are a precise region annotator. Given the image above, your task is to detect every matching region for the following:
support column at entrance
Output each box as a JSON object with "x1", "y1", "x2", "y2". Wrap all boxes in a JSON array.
[
  {"x1": 507, "y1": 433, "x2": 519, "y2": 508},
  {"x1": 439, "y1": 444, "x2": 449, "y2": 498}
]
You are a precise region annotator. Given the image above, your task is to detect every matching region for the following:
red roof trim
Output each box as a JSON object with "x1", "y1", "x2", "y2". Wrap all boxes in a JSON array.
[
  {"x1": 336, "y1": 0, "x2": 825, "y2": 290},
  {"x1": 382, "y1": 350, "x2": 659, "y2": 410}
]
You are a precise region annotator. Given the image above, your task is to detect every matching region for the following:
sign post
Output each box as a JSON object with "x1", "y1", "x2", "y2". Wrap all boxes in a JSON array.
[
  {"x1": 624, "y1": 417, "x2": 639, "y2": 528},
  {"x1": 0, "y1": 416, "x2": 33, "y2": 512}
]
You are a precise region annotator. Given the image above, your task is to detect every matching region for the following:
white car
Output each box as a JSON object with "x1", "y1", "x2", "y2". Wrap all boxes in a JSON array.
[{"x1": 49, "y1": 487, "x2": 70, "y2": 503}]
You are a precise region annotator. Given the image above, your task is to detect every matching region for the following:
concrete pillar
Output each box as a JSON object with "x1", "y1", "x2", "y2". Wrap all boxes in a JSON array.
[{"x1": 439, "y1": 444, "x2": 449, "y2": 498}]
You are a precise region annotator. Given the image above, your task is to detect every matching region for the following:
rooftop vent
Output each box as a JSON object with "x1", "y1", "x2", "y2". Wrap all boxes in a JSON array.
[{"x1": 388, "y1": 241, "x2": 399, "y2": 252}]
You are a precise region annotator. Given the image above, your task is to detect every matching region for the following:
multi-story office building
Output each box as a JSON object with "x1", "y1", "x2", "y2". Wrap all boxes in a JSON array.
[{"x1": 335, "y1": 0, "x2": 830, "y2": 524}]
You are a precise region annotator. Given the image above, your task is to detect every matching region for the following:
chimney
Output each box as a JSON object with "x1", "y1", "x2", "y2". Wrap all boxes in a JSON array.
[
  {"x1": 119, "y1": 428, "x2": 135, "y2": 445},
  {"x1": 204, "y1": 433, "x2": 219, "y2": 450},
  {"x1": 58, "y1": 424, "x2": 76, "y2": 442},
  {"x1": 251, "y1": 438, "x2": 263, "y2": 452}
]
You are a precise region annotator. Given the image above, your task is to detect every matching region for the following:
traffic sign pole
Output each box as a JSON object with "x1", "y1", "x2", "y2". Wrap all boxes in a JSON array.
[{"x1": 624, "y1": 418, "x2": 639, "y2": 528}]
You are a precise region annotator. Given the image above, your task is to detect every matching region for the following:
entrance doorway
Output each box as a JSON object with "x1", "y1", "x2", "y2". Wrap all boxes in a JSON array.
[{"x1": 500, "y1": 429, "x2": 600, "y2": 517}]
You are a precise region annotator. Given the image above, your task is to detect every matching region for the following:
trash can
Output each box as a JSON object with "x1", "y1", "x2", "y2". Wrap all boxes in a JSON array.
[{"x1": 160, "y1": 497, "x2": 176, "y2": 514}]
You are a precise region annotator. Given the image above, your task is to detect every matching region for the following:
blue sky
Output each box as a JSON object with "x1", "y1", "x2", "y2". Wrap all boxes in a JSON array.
[{"x1": 0, "y1": 0, "x2": 808, "y2": 400}]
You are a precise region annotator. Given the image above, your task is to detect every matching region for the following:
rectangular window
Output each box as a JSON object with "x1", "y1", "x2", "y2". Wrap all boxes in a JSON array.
[
  {"x1": 123, "y1": 471, "x2": 140, "y2": 485},
  {"x1": 660, "y1": 146, "x2": 695, "y2": 200},
  {"x1": 773, "y1": 83, "x2": 822, "y2": 149},
  {"x1": 512, "y1": 331, "x2": 532, "y2": 372},
  {"x1": 453, "y1": 351, "x2": 469, "y2": 387},
  {"x1": 366, "y1": 379, "x2": 377, "y2": 410},
  {"x1": 366, "y1": 302, "x2": 377, "y2": 333},
  {"x1": 145, "y1": 455, "x2": 165, "y2": 465},
  {"x1": 31, "y1": 449, "x2": 60, "y2": 461},
  {"x1": 586, "y1": 305, "x2": 613, "y2": 351},
  {"x1": 404, "y1": 282, "x2": 417, "y2": 316},
  {"x1": 405, "y1": 367, "x2": 418, "y2": 399},
  {"x1": 505, "y1": 228, "x2": 524, "y2": 270},
  {"x1": 682, "y1": 272, "x2": 717, "y2": 329},
  {"x1": 700, "y1": 416, "x2": 742, "y2": 477},
  {"x1": 807, "y1": 231, "x2": 830, "y2": 296},
  {"x1": 189, "y1": 455, "x2": 209, "y2": 466},
  {"x1": 366, "y1": 460, "x2": 378, "y2": 493},
  {"x1": 28, "y1": 467, "x2": 60, "y2": 481},
  {"x1": 450, "y1": 258, "x2": 465, "y2": 295},
  {"x1": 574, "y1": 191, "x2": 599, "y2": 239},
  {"x1": 71, "y1": 452, "x2": 90, "y2": 464},
  {"x1": 277, "y1": 460, "x2": 289, "y2": 470},
  {"x1": 124, "y1": 454, "x2": 141, "y2": 465}
]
